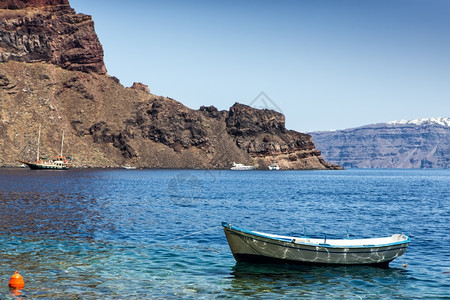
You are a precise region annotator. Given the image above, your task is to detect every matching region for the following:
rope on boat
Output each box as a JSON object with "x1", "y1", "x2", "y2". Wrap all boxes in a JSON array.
[
  {"x1": 164, "y1": 225, "x2": 220, "y2": 243},
  {"x1": 401, "y1": 253, "x2": 408, "y2": 268}
]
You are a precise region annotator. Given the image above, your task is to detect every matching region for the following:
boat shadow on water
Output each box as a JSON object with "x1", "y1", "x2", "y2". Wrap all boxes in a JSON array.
[{"x1": 228, "y1": 261, "x2": 409, "y2": 297}]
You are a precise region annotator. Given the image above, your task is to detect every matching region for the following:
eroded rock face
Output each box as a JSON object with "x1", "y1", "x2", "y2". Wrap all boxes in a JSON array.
[
  {"x1": 226, "y1": 103, "x2": 285, "y2": 136},
  {"x1": 0, "y1": 0, "x2": 69, "y2": 9},
  {"x1": 131, "y1": 98, "x2": 209, "y2": 151},
  {"x1": 225, "y1": 103, "x2": 341, "y2": 169},
  {"x1": 0, "y1": 0, "x2": 106, "y2": 74},
  {"x1": 130, "y1": 82, "x2": 150, "y2": 94},
  {"x1": 310, "y1": 122, "x2": 450, "y2": 168}
]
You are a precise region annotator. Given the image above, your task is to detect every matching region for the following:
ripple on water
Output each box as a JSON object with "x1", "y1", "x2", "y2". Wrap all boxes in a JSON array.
[{"x1": 0, "y1": 169, "x2": 448, "y2": 298}]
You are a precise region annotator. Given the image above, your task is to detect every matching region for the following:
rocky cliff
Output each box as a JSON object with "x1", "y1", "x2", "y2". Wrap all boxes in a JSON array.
[
  {"x1": 0, "y1": 0, "x2": 106, "y2": 74},
  {"x1": 310, "y1": 118, "x2": 450, "y2": 168},
  {"x1": 0, "y1": 0, "x2": 340, "y2": 170}
]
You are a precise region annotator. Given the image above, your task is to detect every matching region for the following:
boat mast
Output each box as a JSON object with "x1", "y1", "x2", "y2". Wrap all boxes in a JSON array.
[
  {"x1": 60, "y1": 131, "x2": 64, "y2": 157},
  {"x1": 36, "y1": 125, "x2": 41, "y2": 161}
]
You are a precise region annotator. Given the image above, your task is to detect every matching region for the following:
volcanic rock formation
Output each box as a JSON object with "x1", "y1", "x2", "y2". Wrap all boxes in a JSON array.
[
  {"x1": 0, "y1": 0, "x2": 106, "y2": 74},
  {"x1": 0, "y1": 0, "x2": 341, "y2": 169}
]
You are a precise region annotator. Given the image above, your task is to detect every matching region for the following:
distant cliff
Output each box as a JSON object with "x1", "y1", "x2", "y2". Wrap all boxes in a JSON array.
[
  {"x1": 0, "y1": 0, "x2": 340, "y2": 169},
  {"x1": 310, "y1": 118, "x2": 450, "y2": 168}
]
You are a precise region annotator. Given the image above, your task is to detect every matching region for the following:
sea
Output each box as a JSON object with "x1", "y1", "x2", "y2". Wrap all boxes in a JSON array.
[{"x1": 0, "y1": 168, "x2": 448, "y2": 299}]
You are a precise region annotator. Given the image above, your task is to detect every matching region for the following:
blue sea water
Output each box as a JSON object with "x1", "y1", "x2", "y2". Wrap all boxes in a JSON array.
[{"x1": 0, "y1": 168, "x2": 448, "y2": 299}]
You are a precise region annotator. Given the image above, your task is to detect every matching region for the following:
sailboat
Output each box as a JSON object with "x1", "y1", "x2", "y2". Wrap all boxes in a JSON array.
[{"x1": 19, "y1": 126, "x2": 72, "y2": 170}]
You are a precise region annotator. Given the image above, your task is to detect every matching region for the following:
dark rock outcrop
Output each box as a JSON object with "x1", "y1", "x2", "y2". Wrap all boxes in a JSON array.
[
  {"x1": 0, "y1": 0, "x2": 69, "y2": 9},
  {"x1": 0, "y1": 0, "x2": 106, "y2": 74},
  {"x1": 225, "y1": 103, "x2": 340, "y2": 169},
  {"x1": 310, "y1": 119, "x2": 450, "y2": 168},
  {"x1": 132, "y1": 98, "x2": 209, "y2": 151}
]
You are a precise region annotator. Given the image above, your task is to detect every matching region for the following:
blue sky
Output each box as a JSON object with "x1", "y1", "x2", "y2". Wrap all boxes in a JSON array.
[{"x1": 70, "y1": 0, "x2": 450, "y2": 132}]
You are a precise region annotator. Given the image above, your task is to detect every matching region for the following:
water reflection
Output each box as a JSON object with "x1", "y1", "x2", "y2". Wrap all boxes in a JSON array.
[{"x1": 228, "y1": 262, "x2": 410, "y2": 297}]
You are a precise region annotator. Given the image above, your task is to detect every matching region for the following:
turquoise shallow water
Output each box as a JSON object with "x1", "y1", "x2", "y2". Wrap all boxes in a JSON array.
[{"x1": 0, "y1": 169, "x2": 449, "y2": 298}]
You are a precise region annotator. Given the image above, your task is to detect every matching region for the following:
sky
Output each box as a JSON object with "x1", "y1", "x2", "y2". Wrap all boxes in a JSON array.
[{"x1": 70, "y1": 0, "x2": 450, "y2": 132}]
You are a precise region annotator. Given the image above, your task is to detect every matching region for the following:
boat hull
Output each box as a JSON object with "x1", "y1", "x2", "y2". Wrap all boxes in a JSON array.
[
  {"x1": 24, "y1": 162, "x2": 71, "y2": 170},
  {"x1": 231, "y1": 253, "x2": 392, "y2": 267},
  {"x1": 231, "y1": 167, "x2": 254, "y2": 170},
  {"x1": 223, "y1": 223, "x2": 409, "y2": 267}
]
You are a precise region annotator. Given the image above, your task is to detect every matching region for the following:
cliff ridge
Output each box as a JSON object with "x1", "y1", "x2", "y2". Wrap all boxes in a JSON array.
[{"x1": 310, "y1": 120, "x2": 450, "y2": 168}]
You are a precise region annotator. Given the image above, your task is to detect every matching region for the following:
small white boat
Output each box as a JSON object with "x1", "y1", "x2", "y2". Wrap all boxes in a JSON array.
[
  {"x1": 122, "y1": 165, "x2": 136, "y2": 170},
  {"x1": 231, "y1": 162, "x2": 254, "y2": 170},
  {"x1": 222, "y1": 222, "x2": 410, "y2": 267},
  {"x1": 268, "y1": 164, "x2": 280, "y2": 170}
]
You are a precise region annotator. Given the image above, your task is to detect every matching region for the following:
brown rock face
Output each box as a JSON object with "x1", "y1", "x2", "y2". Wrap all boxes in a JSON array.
[
  {"x1": 0, "y1": 0, "x2": 69, "y2": 9},
  {"x1": 0, "y1": 0, "x2": 106, "y2": 74},
  {"x1": 0, "y1": 60, "x2": 341, "y2": 169},
  {"x1": 130, "y1": 82, "x2": 150, "y2": 94}
]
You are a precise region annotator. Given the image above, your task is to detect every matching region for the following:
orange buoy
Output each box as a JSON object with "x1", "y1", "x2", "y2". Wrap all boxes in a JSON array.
[{"x1": 9, "y1": 271, "x2": 24, "y2": 289}]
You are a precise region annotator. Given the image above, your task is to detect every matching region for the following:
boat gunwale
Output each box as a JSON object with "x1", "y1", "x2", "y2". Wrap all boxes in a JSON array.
[{"x1": 222, "y1": 222, "x2": 410, "y2": 249}]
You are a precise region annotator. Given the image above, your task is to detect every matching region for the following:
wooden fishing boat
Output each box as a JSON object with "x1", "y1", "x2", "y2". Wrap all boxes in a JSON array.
[{"x1": 222, "y1": 222, "x2": 410, "y2": 267}]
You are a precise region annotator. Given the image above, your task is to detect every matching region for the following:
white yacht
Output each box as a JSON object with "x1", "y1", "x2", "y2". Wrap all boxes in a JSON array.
[{"x1": 230, "y1": 162, "x2": 254, "y2": 170}]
